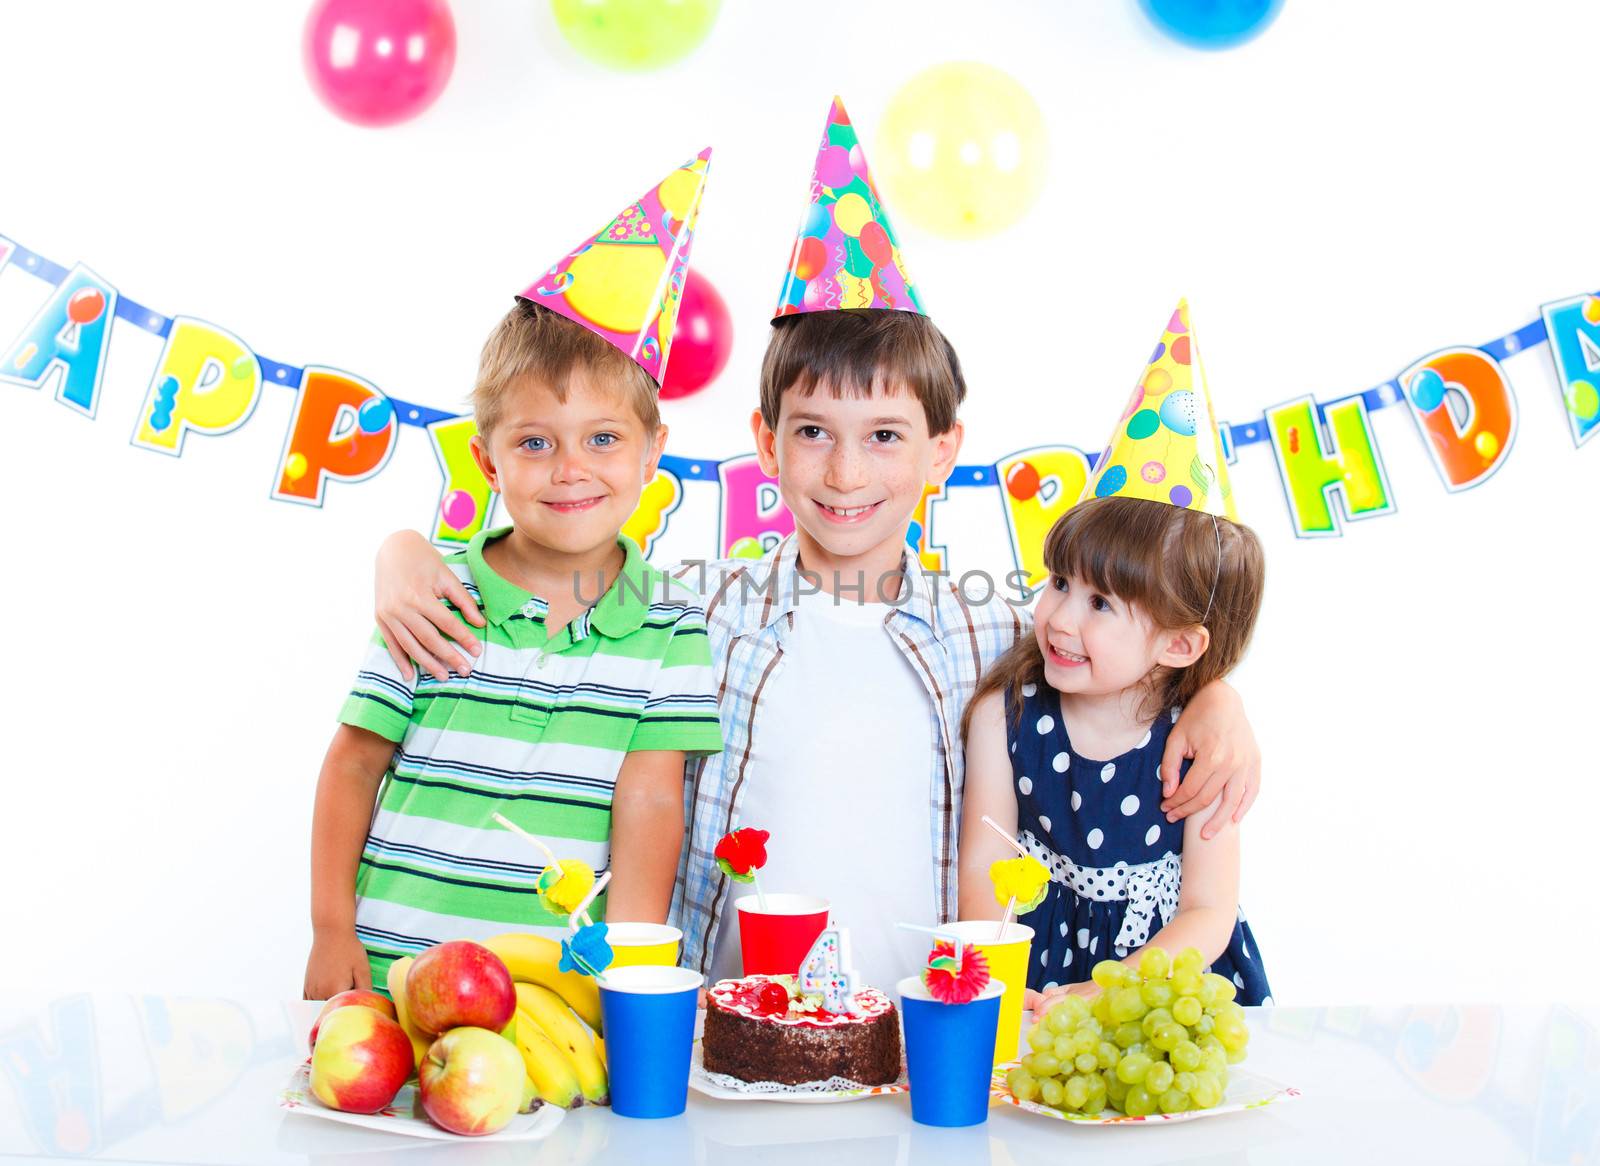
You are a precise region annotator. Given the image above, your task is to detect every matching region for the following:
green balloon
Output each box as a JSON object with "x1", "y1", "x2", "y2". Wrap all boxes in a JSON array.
[
  {"x1": 1126, "y1": 409, "x2": 1161, "y2": 440},
  {"x1": 551, "y1": 0, "x2": 721, "y2": 71}
]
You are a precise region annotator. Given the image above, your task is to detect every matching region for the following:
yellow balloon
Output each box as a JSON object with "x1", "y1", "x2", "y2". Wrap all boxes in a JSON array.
[
  {"x1": 832, "y1": 192, "x2": 873, "y2": 237},
  {"x1": 284, "y1": 452, "x2": 308, "y2": 481},
  {"x1": 1474, "y1": 431, "x2": 1499, "y2": 459},
  {"x1": 877, "y1": 62, "x2": 1048, "y2": 240},
  {"x1": 564, "y1": 244, "x2": 667, "y2": 334},
  {"x1": 657, "y1": 168, "x2": 702, "y2": 222}
]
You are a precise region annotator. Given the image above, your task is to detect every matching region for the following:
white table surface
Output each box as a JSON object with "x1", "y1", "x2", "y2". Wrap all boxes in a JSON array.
[{"x1": 0, "y1": 996, "x2": 1593, "y2": 1165}]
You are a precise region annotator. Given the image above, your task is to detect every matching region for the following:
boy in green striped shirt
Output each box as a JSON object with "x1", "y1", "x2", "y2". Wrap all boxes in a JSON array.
[{"x1": 303, "y1": 220, "x2": 723, "y2": 996}]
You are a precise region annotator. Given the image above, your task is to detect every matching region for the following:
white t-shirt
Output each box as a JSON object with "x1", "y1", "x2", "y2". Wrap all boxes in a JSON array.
[{"x1": 709, "y1": 587, "x2": 938, "y2": 991}]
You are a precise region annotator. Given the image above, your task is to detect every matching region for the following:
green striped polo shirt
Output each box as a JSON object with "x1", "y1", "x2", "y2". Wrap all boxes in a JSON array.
[{"x1": 339, "y1": 528, "x2": 723, "y2": 990}]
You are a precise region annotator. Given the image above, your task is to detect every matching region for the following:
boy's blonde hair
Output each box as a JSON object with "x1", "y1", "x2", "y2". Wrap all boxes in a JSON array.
[
  {"x1": 759, "y1": 309, "x2": 966, "y2": 436},
  {"x1": 473, "y1": 299, "x2": 661, "y2": 435}
]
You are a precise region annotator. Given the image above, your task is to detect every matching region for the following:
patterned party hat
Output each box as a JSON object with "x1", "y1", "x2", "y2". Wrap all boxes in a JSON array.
[
  {"x1": 773, "y1": 97, "x2": 925, "y2": 320},
  {"x1": 519, "y1": 148, "x2": 712, "y2": 386},
  {"x1": 1082, "y1": 300, "x2": 1237, "y2": 520}
]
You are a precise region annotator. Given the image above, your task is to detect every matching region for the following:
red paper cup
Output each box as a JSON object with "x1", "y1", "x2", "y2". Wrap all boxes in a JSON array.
[{"x1": 734, "y1": 894, "x2": 829, "y2": 975}]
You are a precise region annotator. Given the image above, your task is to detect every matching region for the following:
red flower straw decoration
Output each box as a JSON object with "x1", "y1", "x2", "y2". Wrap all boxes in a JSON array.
[
  {"x1": 922, "y1": 940, "x2": 991, "y2": 1005},
  {"x1": 714, "y1": 828, "x2": 770, "y2": 882}
]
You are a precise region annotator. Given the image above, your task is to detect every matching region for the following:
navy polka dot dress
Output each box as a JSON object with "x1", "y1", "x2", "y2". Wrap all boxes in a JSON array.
[{"x1": 1007, "y1": 683, "x2": 1272, "y2": 1004}]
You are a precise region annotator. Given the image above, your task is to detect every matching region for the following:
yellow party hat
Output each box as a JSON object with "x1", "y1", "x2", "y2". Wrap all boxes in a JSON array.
[
  {"x1": 518, "y1": 148, "x2": 712, "y2": 386},
  {"x1": 1081, "y1": 299, "x2": 1236, "y2": 520}
]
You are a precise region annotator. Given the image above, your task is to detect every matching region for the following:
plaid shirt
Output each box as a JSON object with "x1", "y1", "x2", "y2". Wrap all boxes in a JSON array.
[{"x1": 667, "y1": 535, "x2": 1028, "y2": 974}]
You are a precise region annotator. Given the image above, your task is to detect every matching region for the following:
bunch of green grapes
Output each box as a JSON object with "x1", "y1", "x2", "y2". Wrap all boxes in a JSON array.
[{"x1": 1004, "y1": 946, "x2": 1251, "y2": 1117}]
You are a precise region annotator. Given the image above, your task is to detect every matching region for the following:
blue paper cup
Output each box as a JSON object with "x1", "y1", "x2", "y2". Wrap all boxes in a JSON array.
[
  {"x1": 897, "y1": 975, "x2": 1005, "y2": 1127},
  {"x1": 598, "y1": 965, "x2": 703, "y2": 1119}
]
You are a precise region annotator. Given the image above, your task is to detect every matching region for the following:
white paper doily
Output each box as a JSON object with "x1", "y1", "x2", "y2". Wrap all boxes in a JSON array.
[{"x1": 689, "y1": 1042, "x2": 908, "y2": 1103}]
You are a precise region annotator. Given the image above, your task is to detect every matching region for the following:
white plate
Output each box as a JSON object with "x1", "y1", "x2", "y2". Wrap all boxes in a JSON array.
[
  {"x1": 279, "y1": 1058, "x2": 566, "y2": 1141},
  {"x1": 990, "y1": 1060, "x2": 1300, "y2": 1125},
  {"x1": 688, "y1": 1042, "x2": 909, "y2": 1104}
]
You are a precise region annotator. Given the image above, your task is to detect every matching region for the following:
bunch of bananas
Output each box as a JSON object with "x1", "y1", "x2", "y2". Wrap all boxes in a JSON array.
[{"x1": 386, "y1": 932, "x2": 608, "y2": 1109}]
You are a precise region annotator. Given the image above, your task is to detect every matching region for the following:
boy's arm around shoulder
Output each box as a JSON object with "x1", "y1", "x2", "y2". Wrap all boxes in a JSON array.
[{"x1": 1162, "y1": 679, "x2": 1261, "y2": 840}]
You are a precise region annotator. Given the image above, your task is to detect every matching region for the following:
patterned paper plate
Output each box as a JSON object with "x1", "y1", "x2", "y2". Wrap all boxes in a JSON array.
[
  {"x1": 688, "y1": 1042, "x2": 909, "y2": 1104},
  {"x1": 990, "y1": 1060, "x2": 1300, "y2": 1125},
  {"x1": 279, "y1": 1058, "x2": 566, "y2": 1141}
]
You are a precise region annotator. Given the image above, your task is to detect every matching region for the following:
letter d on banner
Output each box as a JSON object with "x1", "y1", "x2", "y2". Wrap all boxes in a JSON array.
[
  {"x1": 132, "y1": 317, "x2": 262, "y2": 455},
  {"x1": 273, "y1": 367, "x2": 396, "y2": 506},
  {"x1": 1397, "y1": 348, "x2": 1516, "y2": 491}
]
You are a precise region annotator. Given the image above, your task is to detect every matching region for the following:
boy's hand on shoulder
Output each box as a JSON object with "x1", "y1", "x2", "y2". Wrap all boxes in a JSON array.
[
  {"x1": 303, "y1": 929, "x2": 372, "y2": 1001},
  {"x1": 375, "y1": 529, "x2": 486, "y2": 684},
  {"x1": 1161, "y1": 681, "x2": 1261, "y2": 840}
]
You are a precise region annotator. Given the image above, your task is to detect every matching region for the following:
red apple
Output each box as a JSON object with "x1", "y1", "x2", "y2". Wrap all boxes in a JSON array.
[
  {"x1": 418, "y1": 1026, "x2": 525, "y2": 1136},
  {"x1": 308, "y1": 989, "x2": 397, "y2": 1051},
  {"x1": 309, "y1": 1006, "x2": 413, "y2": 1114},
  {"x1": 405, "y1": 941, "x2": 515, "y2": 1034}
]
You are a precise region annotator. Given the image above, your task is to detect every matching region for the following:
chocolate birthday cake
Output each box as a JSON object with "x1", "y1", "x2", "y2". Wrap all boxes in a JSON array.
[{"x1": 701, "y1": 974, "x2": 901, "y2": 1087}]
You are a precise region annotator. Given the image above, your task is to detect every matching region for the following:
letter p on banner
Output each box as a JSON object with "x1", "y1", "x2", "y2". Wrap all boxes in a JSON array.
[
  {"x1": 1397, "y1": 348, "x2": 1516, "y2": 491},
  {"x1": 132, "y1": 317, "x2": 262, "y2": 455},
  {"x1": 273, "y1": 367, "x2": 396, "y2": 506}
]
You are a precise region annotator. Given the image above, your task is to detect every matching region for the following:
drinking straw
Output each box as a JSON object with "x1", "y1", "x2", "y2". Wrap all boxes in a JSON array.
[
  {"x1": 492, "y1": 812, "x2": 563, "y2": 880},
  {"x1": 896, "y1": 921, "x2": 965, "y2": 964},
  {"x1": 981, "y1": 816, "x2": 1028, "y2": 940},
  {"x1": 571, "y1": 870, "x2": 613, "y2": 930}
]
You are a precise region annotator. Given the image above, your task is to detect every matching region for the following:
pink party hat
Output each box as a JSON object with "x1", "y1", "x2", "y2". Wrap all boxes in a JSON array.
[
  {"x1": 1082, "y1": 300, "x2": 1237, "y2": 520},
  {"x1": 773, "y1": 98, "x2": 925, "y2": 320},
  {"x1": 519, "y1": 148, "x2": 712, "y2": 385}
]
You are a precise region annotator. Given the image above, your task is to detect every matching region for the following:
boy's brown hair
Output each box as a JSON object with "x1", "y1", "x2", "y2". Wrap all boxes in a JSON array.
[
  {"x1": 473, "y1": 299, "x2": 660, "y2": 435},
  {"x1": 759, "y1": 309, "x2": 966, "y2": 435},
  {"x1": 962, "y1": 496, "x2": 1266, "y2": 742}
]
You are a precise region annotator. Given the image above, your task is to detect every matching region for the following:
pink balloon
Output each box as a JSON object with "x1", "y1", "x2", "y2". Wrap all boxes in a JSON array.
[
  {"x1": 441, "y1": 489, "x2": 477, "y2": 530},
  {"x1": 659, "y1": 271, "x2": 733, "y2": 401},
  {"x1": 816, "y1": 145, "x2": 852, "y2": 190},
  {"x1": 303, "y1": 0, "x2": 456, "y2": 128}
]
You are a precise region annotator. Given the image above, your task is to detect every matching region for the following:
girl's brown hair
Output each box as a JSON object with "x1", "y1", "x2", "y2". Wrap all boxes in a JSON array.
[{"x1": 961, "y1": 496, "x2": 1266, "y2": 742}]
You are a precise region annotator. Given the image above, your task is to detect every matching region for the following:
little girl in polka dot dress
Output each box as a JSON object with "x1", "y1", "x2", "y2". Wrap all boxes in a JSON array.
[{"x1": 958, "y1": 494, "x2": 1273, "y2": 1010}]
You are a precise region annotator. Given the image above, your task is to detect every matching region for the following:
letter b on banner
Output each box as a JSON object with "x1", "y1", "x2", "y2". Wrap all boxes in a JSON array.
[{"x1": 273, "y1": 367, "x2": 396, "y2": 505}]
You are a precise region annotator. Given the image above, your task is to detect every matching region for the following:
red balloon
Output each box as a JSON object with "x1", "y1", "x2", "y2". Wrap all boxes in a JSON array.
[
  {"x1": 858, "y1": 221, "x2": 892, "y2": 266},
  {"x1": 1006, "y1": 460, "x2": 1041, "y2": 502},
  {"x1": 660, "y1": 271, "x2": 733, "y2": 400},
  {"x1": 792, "y1": 235, "x2": 827, "y2": 281},
  {"x1": 303, "y1": 0, "x2": 456, "y2": 128},
  {"x1": 67, "y1": 287, "x2": 106, "y2": 326}
]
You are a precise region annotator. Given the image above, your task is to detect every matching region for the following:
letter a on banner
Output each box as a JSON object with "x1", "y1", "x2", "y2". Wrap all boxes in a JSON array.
[
  {"x1": 0, "y1": 263, "x2": 118, "y2": 418},
  {"x1": 995, "y1": 446, "x2": 1092, "y2": 588},
  {"x1": 273, "y1": 367, "x2": 396, "y2": 506},
  {"x1": 1540, "y1": 293, "x2": 1600, "y2": 447},
  {"x1": 131, "y1": 318, "x2": 262, "y2": 455},
  {"x1": 1265, "y1": 395, "x2": 1396, "y2": 538},
  {"x1": 1396, "y1": 348, "x2": 1516, "y2": 492}
]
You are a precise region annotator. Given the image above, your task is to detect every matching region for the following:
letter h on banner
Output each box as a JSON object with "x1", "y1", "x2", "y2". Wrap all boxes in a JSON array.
[{"x1": 1265, "y1": 395, "x2": 1397, "y2": 538}]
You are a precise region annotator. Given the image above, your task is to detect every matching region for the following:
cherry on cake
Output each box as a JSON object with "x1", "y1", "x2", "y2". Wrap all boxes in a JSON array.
[{"x1": 701, "y1": 975, "x2": 901, "y2": 1087}]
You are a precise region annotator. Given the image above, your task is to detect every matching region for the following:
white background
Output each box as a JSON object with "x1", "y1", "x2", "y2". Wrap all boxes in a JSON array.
[{"x1": 2, "y1": 0, "x2": 1595, "y2": 1006}]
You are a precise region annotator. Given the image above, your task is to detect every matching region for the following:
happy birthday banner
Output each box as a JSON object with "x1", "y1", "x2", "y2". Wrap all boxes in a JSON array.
[{"x1": 3, "y1": 232, "x2": 1597, "y2": 578}]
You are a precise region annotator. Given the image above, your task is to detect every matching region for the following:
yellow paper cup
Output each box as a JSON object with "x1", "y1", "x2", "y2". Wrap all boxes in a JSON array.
[
  {"x1": 605, "y1": 922, "x2": 683, "y2": 969},
  {"x1": 944, "y1": 920, "x2": 1035, "y2": 1066}
]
